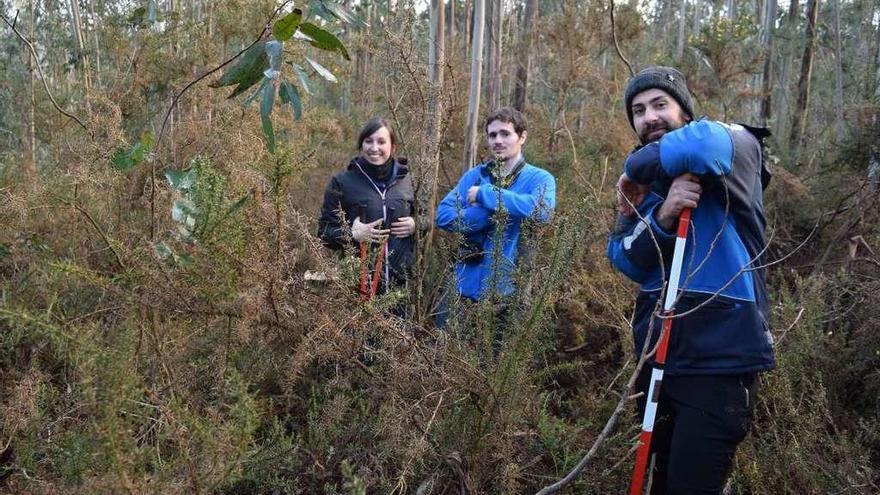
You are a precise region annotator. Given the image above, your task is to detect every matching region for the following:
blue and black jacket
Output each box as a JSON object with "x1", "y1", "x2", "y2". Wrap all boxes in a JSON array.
[
  {"x1": 436, "y1": 159, "x2": 556, "y2": 300},
  {"x1": 607, "y1": 120, "x2": 776, "y2": 375}
]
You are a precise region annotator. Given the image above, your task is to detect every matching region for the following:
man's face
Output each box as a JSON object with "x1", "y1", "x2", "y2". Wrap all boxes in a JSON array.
[
  {"x1": 631, "y1": 88, "x2": 690, "y2": 144},
  {"x1": 486, "y1": 120, "x2": 526, "y2": 161}
]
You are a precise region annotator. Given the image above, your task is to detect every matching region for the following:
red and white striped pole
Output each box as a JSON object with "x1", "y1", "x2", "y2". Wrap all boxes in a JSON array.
[{"x1": 628, "y1": 208, "x2": 691, "y2": 495}]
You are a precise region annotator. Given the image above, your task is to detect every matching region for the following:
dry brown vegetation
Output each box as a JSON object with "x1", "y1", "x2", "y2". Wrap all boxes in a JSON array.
[{"x1": 1, "y1": 1, "x2": 879, "y2": 494}]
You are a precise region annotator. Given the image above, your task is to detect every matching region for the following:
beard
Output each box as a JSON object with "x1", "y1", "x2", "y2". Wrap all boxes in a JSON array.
[
  {"x1": 639, "y1": 120, "x2": 672, "y2": 144},
  {"x1": 638, "y1": 113, "x2": 689, "y2": 144}
]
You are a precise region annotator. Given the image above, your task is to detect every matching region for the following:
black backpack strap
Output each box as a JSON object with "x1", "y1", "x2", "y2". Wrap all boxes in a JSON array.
[{"x1": 738, "y1": 123, "x2": 773, "y2": 191}]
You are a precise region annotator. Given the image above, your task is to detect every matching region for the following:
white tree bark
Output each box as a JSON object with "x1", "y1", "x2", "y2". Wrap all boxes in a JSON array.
[
  {"x1": 68, "y1": 0, "x2": 92, "y2": 94},
  {"x1": 424, "y1": 0, "x2": 446, "y2": 233},
  {"x1": 692, "y1": 0, "x2": 702, "y2": 38},
  {"x1": 759, "y1": 0, "x2": 777, "y2": 126},
  {"x1": 463, "y1": 0, "x2": 486, "y2": 172},
  {"x1": 868, "y1": 2, "x2": 880, "y2": 186},
  {"x1": 832, "y1": 0, "x2": 845, "y2": 143},
  {"x1": 676, "y1": 0, "x2": 687, "y2": 60},
  {"x1": 512, "y1": 0, "x2": 538, "y2": 111}
]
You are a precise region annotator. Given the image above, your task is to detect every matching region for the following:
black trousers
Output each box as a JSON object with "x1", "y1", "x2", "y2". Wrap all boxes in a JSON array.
[{"x1": 635, "y1": 368, "x2": 758, "y2": 495}]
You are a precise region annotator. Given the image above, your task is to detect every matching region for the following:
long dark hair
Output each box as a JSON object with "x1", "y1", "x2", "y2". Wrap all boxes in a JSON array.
[{"x1": 356, "y1": 117, "x2": 398, "y2": 151}]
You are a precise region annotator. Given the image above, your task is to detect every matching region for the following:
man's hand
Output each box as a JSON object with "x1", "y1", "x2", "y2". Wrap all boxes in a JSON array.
[
  {"x1": 467, "y1": 186, "x2": 480, "y2": 205},
  {"x1": 390, "y1": 216, "x2": 416, "y2": 238},
  {"x1": 351, "y1": 217, "x2": 390, "y2": 243},
  {"x1": 656, "y1": 173, "x2": 701, "y2": 231},
  {"x1": 616, "y1": 173, "x2": 650, "y2": 216}
]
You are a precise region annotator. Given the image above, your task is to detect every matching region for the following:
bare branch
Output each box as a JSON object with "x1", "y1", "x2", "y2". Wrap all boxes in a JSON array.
[
  {"x1": 609, "y1": 1, "x2": 635, "y2": 77},
  {"x1": 0, "y1": 12, "x2": 90, "y2": 134}
]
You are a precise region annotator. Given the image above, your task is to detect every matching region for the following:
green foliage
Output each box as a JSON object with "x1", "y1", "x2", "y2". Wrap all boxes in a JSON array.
[
  {"x1": 272, "y1": 8, "x2": 304, "y2": 41},
  {"x1": 260, "y1": 81, "x2": 277, "y2": 154},
  {"x1": 298, "y1": 22, "x2": 351, "y2": 61},
  {"x1": 111, "y1": 131, "x2": 154, "y2": 171},
  {"x1": 279, "y1": 81, "x2": 303, "y2": 120},
  {"x1": 210, "y1": 41, "x2": 270, "y2": 99},
  {"x1": 208, "y1": 7, "x2": 349, "y2": 154}
]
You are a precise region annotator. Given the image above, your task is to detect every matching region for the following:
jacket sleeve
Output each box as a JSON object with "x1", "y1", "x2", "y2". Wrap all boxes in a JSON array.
[
  {"x1": 436, "y1": 170, "x2": 494, "y2": 234},
  {"x1": 624, "y1": 120, "x2": 734, "y2": 184},
  {"x1": 318, "y1": 176, "x2": 348, "y2": 250},
  {"x1": 475, "y1": 170, "x2": 556, "y2": 222},
  {"x1": 606, "y1": 194, "x2": 676, "y2": 283}
]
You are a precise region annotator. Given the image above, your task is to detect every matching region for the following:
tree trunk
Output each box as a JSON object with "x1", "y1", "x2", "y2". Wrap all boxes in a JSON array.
[
  {"x1": 491, "y1": 0, "x2": 503, "y2": 109},
  {"x1": 868, "y1": 3, "x2": 880, "y2": 186},
  {"x1": 774, "y1": 0, "x2": 801, "y2": 137},
  {"x1": 463, "y1": 0, "x2": 486, "y2": 172},
  {"x1": 692, "y1": 0, "x2": 702, "y2": 39},
  {"x1": 420, "y1": 0, "x2": 447, "y2": 296},
  {"x1": 428, "y1": 0, "x2": 445, "y2": 83},
  {"x1": 759, "y1": 0, "x2": 777, "y2": 126},
  {"x1": 726, "y1": 0, "x2": 737, "y2": 19},
  {"x1": 68, "y1": 0, "x2": 92, "y2": 101},
  {"x1": 447, "y1": 0, "x2": 455, "y2": 46},
  {"x1": 86, "y1": 0, "x2": 102, "y2": 87},
  {"x1": 485, "y1": 0, "x2": 497, "y2": 110},
  {"x1": 24, "y1": 0, "x2": 36, "y2": 182},
  {"x1": 512, "y1": 0, "x2": 537, "y2": 111},
  {"x1": 789, "y1": 0, "x2": 819, "y2": 157},
  {"x1": 676, "y1": 0, "x2": 687, "y2": 60},
  {"x1": 832, "y1": 0, "x2": 845, "y2": 143},
  {"x1": 465, "y1": 0, "x2": 472, "y2": 57}
]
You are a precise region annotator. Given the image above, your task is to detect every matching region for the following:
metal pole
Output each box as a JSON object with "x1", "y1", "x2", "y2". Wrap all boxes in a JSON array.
[{"x1": 629, "y1": 207, "x2": 692, "y2": 495}]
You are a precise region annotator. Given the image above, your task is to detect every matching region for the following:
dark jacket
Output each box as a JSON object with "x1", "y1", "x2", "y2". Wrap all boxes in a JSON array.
[
  {"x1": 607, "y1": 120, "x2": 776, "y2": 375},
  {"x1": 318, "y1": 157, "x2": 415, "y2": 287}
]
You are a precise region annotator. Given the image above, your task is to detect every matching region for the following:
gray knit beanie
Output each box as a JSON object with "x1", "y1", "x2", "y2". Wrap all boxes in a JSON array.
[{"x1": 624, "y1": 66, "x2": 695, "y2": 129}]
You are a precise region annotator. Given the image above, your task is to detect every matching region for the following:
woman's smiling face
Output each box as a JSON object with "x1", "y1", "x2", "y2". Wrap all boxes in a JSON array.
[{"x1": 360, "y1": 126, "x2": 394, "y2": 165}]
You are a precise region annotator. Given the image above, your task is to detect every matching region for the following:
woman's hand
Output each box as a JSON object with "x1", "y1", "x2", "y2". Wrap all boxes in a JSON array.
[
  {"x1": 390, "y1": 216, "x2": 416, "y2": 238},
  {"x1": 352, "y1": 217, "x2": 390, "y2": 243}
]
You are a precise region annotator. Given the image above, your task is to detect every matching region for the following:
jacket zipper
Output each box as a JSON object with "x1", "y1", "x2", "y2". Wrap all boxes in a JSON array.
[{"x1": 355, "y1": 163, "x2": 395, "y2": 288}]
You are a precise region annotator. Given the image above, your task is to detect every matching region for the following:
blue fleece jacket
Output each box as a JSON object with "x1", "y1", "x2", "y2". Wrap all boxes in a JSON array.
[
  {"x1": 607, "y1": 120, "x2": 776, "y2": 375},
  {"x1": 436, "y1": 161, "x2": 556, "y2": 300}
]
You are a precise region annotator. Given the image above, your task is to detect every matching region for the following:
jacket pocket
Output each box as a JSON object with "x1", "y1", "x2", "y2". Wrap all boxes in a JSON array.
[{"x1": 668, "y1": 294, "x2": 770, "y2": 372}]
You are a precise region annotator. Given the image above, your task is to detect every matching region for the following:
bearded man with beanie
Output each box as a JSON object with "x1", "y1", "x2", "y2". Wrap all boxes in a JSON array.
[{"x1": 607, "y1": 66, "x2": 775, "y2": 494}]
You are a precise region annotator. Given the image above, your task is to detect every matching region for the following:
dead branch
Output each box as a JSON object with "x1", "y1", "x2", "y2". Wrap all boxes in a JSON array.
[
  {"x1": 0, "y1": 12, "x2": 90, "y2": 134},
  {"x1": 609, "y1": 1, "x2": 635, "y2": 77}
]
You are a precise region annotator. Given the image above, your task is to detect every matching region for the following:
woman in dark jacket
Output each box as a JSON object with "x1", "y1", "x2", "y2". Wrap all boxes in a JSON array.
[{"x1": 318, "y1": 118, "x2": 416, "y2": 294}]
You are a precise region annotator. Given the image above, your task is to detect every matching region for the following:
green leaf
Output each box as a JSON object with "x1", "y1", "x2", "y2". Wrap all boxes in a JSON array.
[
  {"x1": 308, "y1": 0, "x2": 335, "y2": 23},
  {"x1": 321, "y1": 1, "x2": 364, "y2": 26},
  {"x1": 165, "y1": 168, "x2": 197, "y2": 191},
  {"x1": 244, "y1": 78, "x2": 269, "y2": 107},
  {"x1": 175, "y1": 253, "x2": 194, "y2": 267},
  {"x1": 172, "y1": 198, "x2": 198, "y2": 229},
  {"x1": 154, "y1": 241, "x2": 173, "y2": 260},
  {"x1": 306, "y1": 57, "x2": 337, "y2": 83},
  {"x1": 225, "y1": 194, "x2": 251, "y2": 218},
  {"x1": 210, "y1": 41, "x2": 269, "y2": 99},
  {"x1": 279, "y1": 81, "x2": 303, "y2": 120},
  {"x1": 139, "y1": 131, "x2": 155, "y2": 150},
  {"x1": 298, "y1": 22, "x2": 350, "y2": 61},
  {"x1": 290, "y1": 63, "x2": 313, "y2": 95},
  {"x1": 265, "y1": 40, "x2": 284, "y2": 72},
  {"x1": 273, "y1": 8, "x2": 303, "y2": 41},
  {"x1": 111, "y1": 131, "x2": 154, "y2": 171},
  {"x1": 260, "y1": 82, "x2": 276, "y2": 154}
]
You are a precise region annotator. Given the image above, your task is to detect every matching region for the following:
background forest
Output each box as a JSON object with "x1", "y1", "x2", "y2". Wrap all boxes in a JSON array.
[{"x1": 1, "y1": 0, "x2": 879, "y2": 493}]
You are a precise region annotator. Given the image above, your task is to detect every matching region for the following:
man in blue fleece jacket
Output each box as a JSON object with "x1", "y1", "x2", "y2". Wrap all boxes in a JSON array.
[
  {"x1": 608, "y1": 67, "x2": 775, "y2": 494},
  {"x1": 436, "y1": 107, "x2": 555, "y2": 307}
]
